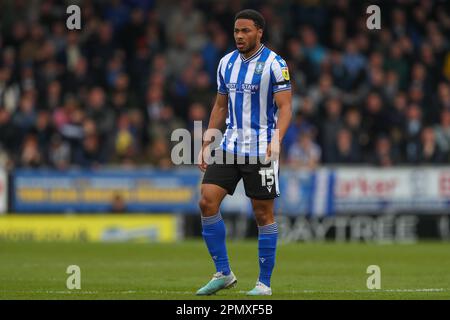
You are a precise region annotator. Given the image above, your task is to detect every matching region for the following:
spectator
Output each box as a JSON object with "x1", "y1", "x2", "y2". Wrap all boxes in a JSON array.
[
  {"x1": 419, "y1": 127, "x2": 447, "y2": 164},
  {"x1": 388, "y1": 92, "x2": 408, "y2": 147},
  {"x1": 362, "y1": 92, "x2": 390, "y2": 154},
  {"x1": 146, "y1": 137, "x2": 172, "y2": 169},
  {"x1": 33, "y1": 110, "x2": 54, "y2": 160},
  {"x1": 372, "y1": 135, "x2": 400, "y2": 167},
  {"x1": 0, "y1": 66, "x2": 20, "y2": 113},
  {"x1": 45, "y1": 80, "x2": 63, "y2": 111},
  {"x1": 145, "y1": 85, "x2": 165, "y2": 123},
  {"x1": 189, "y1": 71, "x2": 215, "y2": 110},
  {"x1": 64, "y1": 57, "x2": 92, "y2": 96},
  {"x1": 287, "y1": 130, "x2": 321, "y2": 170},
  {"x1": 148, "y1": 105, "x2": 184, "y2": 147},
  {"x1": 166, "y1": 0, "x2": 206, "y2": 52},
  {"x1": 434, "y1": 110, "x2": 450, "y2": 154},
  {"x1": 404, "y1": 104, "x2": 423, "y2": 164},
  {"x1": 110, "y1": 193, "x2": 127, "y2": 213},
  {"x1": 300, "y1": 25, "x2": 327, "y2": 80},
  {"x1": 48, "y1": 133, "x2": 71, "y2": 170},
  {"x1": 384, "y1": 41, "x2": 409, "y2": 90},
  {"x1": 435, "y1": 82, "x2": 450, "y2": 112},
  {"x1": 320, "y1": 98, "x2": 343, "y2": 163},
  {"x1": 73, "y1": 133, "x2": 105, "y2": 169},
  {"x1": 328, "y1": 128, "x2": 361, "y2": 164},
  {"x1": 85, "y1": 87, "x2": 115, "y2": 147},
  {"x1": 343, "y1": 39, "x2": 366, "y2": 89},
  {"x1": 0, "y1": 1, "x2": 448, "y2": 170},
  {"x1": 19, "y1": 134, "x2": 42, "y2": 168},
  {"x1": 187, "y1": 102, "x2": 208, "y2": 132},
  {"x1": 283, "y1": 110, "x2": 313, "y2": 158},
  {"x1": 58, "y1": 102, "x2": 84, "y2": 155},
  {"x1": 344, "y1": 107, "x2": 368, "y2": 152},
  {"x1": 308, "y1": 73, "x2": 340, "y2": 113},
  {"x1": 13, "y1": 92, "x2": 37, "y2": 136},
  {"x1": 114, "y1": 113, "x2": 136, "y2": 161},
  {"x1": 0, "y1": 108, "x2": 18, "y2": 154}
]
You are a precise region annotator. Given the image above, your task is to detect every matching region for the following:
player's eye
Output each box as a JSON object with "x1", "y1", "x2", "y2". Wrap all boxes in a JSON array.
[{"x1": 234, "y1": 29, "x2": 249, "y2": 33}]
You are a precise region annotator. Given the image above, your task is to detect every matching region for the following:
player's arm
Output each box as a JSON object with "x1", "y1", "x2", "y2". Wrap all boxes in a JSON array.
[
  {"x1": 205, "y1": 93, "x2": 228, "y2": 142},
  {"x1": 267, "y1": 90, "x2": 292, "y2": 160},
  {"x1": 274, "y1": 89, "x2": 292, "y2": 146},
  {"x1": 267, "y1": 57, "x2": 292, "y2": 160},
  {"x1": 198, "y1": 93, "x2": 228, "y2": 172}
]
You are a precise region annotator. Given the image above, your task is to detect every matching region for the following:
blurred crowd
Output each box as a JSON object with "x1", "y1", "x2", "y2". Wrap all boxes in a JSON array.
[{"x1": 0, "y1": 0, "x2": 449, "y2": 170}]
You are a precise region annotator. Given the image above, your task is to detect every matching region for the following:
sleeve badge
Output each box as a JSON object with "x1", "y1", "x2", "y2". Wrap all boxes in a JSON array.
[{"x1": 281, "y1": 67, "x2": 290, "y2": 81}]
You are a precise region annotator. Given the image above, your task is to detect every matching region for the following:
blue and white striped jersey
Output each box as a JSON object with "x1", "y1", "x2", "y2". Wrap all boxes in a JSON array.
[{"x1": 217, "y1": 44, "x2": 291, "y2": 156}]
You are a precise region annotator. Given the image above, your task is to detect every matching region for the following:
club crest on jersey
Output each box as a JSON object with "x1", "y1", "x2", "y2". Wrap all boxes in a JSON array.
[
  {"x1": 281, "y1": 67, "x2": 290, "y2": 81},
  {"x1": 255, "y1": 62, "x2": 265, "y2": 74}
]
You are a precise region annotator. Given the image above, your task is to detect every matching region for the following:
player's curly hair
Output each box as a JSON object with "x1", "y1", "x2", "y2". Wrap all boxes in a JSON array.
[{"x1": 234, "y1": 9, "x2": 265, "y2": 30}]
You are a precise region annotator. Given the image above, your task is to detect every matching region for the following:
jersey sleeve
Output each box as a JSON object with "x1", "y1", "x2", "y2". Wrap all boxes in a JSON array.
[
  {"x1": 271, "y1": 56, "x2": 291, "y2": 94},
  {"x1": 217, "y1": 59, "x2": 227, "y2": 95}
]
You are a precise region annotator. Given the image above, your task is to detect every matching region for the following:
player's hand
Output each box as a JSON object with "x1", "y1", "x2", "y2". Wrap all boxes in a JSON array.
[
  {"x1": 265, "y1": 139, "x2": 280, "y2": 163},
  {"x1": 197, "y1": 144, "x2": 210, "y2": 172}
]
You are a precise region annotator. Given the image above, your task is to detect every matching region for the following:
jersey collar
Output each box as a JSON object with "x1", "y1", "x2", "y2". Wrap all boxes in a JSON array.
[{"x1": 239, "y1": 44, "x2": 265, "y2": 63}]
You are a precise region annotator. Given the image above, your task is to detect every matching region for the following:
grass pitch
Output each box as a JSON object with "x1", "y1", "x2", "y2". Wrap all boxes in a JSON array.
[{"x1": 0, "y1": 240, "x2": 449, "y2": 300}]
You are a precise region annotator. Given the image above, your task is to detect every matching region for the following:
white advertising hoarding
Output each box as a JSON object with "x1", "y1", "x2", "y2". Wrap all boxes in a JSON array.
[
  {"x1": 334, "y1": 167, "x2": 450, "y2": 213},
  {"x1": 0, "y1": 169, "x2": 7, "y2": 214}
]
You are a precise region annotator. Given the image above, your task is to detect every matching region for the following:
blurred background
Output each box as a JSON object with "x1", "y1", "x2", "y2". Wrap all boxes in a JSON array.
[{"x1": 0, "y1": 0, "x2": 450, "y2": 243}]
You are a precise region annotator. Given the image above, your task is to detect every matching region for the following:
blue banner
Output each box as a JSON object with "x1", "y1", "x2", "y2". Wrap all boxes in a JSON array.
[
  {"x1": 15, "y1": 167, "x2": 449, "y2": 215},
  {"x1": 12, "y1": 168, "x2": 319, "y2": 215},
  {"x1": 13, "y1": 169, "x2": 201, "y2": 213}
]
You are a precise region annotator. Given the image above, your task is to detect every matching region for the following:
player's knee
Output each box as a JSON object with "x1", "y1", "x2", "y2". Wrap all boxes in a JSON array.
[
  {"x1": 198, "y1": 197, "x2": 219, "y2": 216},
  {"x1": 253, "y1": 206, "x2": 274, "y2": 225}
]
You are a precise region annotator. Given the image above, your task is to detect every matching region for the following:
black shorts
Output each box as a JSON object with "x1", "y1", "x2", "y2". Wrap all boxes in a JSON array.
[{"x1": 202, "y1": 150, "x2": 280, "y2": 200}]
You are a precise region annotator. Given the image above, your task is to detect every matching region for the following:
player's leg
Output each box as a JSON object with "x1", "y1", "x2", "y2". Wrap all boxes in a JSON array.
[
  {"x1": 198, "y1": 183, "x2": 231, "y2": 276},
  {"x1": 241, "y1": 157, "x2": 280, "y2": 295},
  {"x1": 249, "y1": 198, "x2": 277, "y2": 295},
  {"x1": 196, "y1": 154, "x2": 241, "y2": 295}
]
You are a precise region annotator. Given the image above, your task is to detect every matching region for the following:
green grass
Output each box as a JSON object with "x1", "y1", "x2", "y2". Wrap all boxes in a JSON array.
[{"x1": 0, "y1": 240, "x2": 449, "y2": 299}]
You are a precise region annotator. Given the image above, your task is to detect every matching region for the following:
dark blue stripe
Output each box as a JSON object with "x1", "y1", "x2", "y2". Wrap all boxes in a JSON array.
[
  {"x1": 327, "y1": 171, "x2": 335, "y2": 216},
  {"x1": 234, "y1": 58, "x2": 250, "y2": 154},
  {"x1": 217, "y1": 61, "x2": 227, "y2": 94},
  {"x1": 274, "y1": 55, "x2": 287, "y2": 67},
  {"x1": 222, "y1": 51, "x2": 239, "y2": 151},
  {"x1": 251, "y1": 48, "x2": 271, "y2": 156},
  {"x1": 222, "y1": 96, "x2": 233, "y2": 150},
  {"x1": 266, "y1": 65, "x2": 276, "y2": 145},
  {"x1": 224, "y1": 51, "x2": 239, "y2": 127},
  {"x1": 308, "y1": 172, "x2": 317, "y2": 217},
  {"x1": 224, "y1": 51, "x2": 239, "y2": 82}
]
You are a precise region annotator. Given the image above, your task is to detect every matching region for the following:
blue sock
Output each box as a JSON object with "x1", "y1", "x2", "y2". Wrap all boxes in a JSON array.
[
  {"x1": 201, "y1": 212, "x2": 231, "y2": 276},
  {"x1": 258, "y1": 222, "x2": 278, "y2": 287}
]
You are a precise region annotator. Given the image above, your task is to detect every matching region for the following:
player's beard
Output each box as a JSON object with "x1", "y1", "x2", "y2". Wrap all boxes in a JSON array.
[{"x1": 237, "y1": 38, "x2": 257, "y2": 54}]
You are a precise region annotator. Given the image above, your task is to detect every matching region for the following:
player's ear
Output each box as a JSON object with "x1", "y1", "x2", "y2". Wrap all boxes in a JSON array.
[{"x1": 257, "y1": 28, "x2": 263, "y2": 40}]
